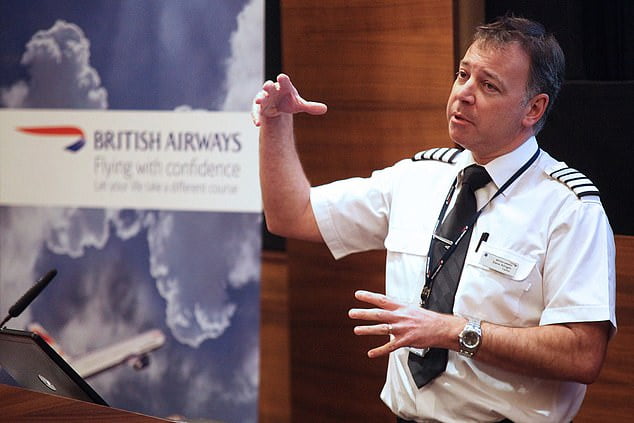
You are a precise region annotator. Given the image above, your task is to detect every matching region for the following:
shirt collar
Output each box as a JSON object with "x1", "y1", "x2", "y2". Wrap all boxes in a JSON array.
[{"x1": 456, "y1": 136, "x2": 539, "y2": 194}]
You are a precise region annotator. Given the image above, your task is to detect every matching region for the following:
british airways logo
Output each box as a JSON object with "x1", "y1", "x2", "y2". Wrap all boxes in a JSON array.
[
  {"x1": 15, "y1": 126, "x2": 242, "y2": 154},
  {"x1": 17, "y1": 126, "x2": 86, "y2": 152}
]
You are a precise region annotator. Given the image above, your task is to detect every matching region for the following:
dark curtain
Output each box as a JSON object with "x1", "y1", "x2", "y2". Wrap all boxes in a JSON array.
[{"x1": 486, "y1": 0, "x2": 634, "y2": 81}]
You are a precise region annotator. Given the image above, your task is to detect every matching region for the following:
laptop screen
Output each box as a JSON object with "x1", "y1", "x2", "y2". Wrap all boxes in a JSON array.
[{"x1": 0, "y1": 328, "x2": 108, "y2": 406}]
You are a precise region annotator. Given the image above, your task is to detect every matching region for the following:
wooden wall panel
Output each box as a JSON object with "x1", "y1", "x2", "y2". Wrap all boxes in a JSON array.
[
  {"x1": 283, "y1": 0, "x2": 456, "y2": 183},
  {"x1": 280, "y1": 1, "x2": 455, "y2": 421},
  {"x1": 576, "y1": 235, "x2": 634, "y2": 421},
  {"x1": 282, "y1": 1, "x2": 454, "y2": 109},
  {"x1": 258, "y1": 251, "x2": 290, "y2": 423},
  {"x1": 287, "y1": 243, "x2": 389, "y2": 421},
  {"x1": 296, "y1": 109, "x2": 449, "y2": 185}
]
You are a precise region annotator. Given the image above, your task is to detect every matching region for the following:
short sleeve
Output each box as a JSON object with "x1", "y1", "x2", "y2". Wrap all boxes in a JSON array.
[
  {"x1": 540, "y1": 200, "x2": 617, "y2": 333},
  {"x1": 310, "y1": 166, "x2": 395, "y2": 259}
]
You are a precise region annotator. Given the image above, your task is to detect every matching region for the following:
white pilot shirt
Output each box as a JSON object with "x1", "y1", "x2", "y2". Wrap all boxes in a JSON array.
[{"x1": 310, "y1": 137, "x2": 616, "y2": 423}]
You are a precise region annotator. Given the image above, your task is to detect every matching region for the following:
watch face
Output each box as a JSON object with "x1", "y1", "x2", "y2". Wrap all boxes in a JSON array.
[{"x1": 463, "y1": 331, "x2": 480, "y2": 348}]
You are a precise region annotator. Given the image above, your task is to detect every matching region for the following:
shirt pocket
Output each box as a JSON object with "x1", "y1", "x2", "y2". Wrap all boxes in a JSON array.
[
  {"x1": 459, "y1": 242, "x2": 540, "y2": 325},
  {"x1": 384, "y1": 225, "x2": 432, "y2": 257},
  {"x1": 384, "y1": 226, "x2": 432, "y2": 303}
]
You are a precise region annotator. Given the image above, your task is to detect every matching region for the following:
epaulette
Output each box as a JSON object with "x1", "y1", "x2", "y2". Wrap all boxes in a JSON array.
[
  {"x1": 547, "y1": 164, "x2": 600, "y2": 199},
  {"x1": 412, "y1": 147, "x2": 461, "y2": 164}
]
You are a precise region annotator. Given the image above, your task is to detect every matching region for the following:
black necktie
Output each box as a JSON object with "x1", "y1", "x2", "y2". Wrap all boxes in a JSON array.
[{"x1": 408, "y1": 164, "x2": 491, "y2": 388}]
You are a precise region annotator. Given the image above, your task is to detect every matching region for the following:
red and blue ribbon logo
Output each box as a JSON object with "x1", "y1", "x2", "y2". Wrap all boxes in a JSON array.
[{"x1": 17, "y1": 126, "x2": 86, "y2": 152}]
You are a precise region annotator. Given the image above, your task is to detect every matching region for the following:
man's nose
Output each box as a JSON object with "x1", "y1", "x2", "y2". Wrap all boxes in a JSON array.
[{"x1": 456, "y1": 79, "x2": 476, "y2": 104}]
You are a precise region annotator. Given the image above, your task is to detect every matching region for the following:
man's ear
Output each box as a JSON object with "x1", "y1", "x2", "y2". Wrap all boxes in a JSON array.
[{"x1": 522, "y1": 93, "x2": 549, "y2": 128}]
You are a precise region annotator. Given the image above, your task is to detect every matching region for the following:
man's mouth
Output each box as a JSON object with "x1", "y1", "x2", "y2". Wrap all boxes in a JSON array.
[{"x1": 451, "y1": 112, "x2": 473, "y2": 124}]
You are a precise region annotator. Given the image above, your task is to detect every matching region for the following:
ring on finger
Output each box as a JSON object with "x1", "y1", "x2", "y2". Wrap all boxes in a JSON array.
[{"x1": 387, "y1": 323, "x2": 393, "y2": 335}]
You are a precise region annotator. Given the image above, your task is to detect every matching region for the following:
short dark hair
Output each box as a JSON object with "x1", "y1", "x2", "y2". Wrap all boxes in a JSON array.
[{"x1": 473, "y1": 16, "x2": 565, "y2": 134}]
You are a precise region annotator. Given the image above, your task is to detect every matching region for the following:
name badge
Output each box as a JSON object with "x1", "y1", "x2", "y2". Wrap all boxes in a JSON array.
[{"x1": 479, "y1": 251, "x2": 519, "y2": 277}]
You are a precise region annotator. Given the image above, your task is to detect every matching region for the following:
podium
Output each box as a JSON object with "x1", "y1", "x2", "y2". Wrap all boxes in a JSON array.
[{"x1": 0, "y1": 383, "x2": 171, "y2": 422}]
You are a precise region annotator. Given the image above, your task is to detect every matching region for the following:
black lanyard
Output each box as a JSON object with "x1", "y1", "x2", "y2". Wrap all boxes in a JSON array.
[{"x1": 420, "y1": 148, "x2": 541, "y2": 306}]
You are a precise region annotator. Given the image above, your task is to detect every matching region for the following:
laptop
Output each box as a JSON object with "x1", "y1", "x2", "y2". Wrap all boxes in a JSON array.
[{"x1": 0, "y1": 327, "x2": 108, "y2": 406}]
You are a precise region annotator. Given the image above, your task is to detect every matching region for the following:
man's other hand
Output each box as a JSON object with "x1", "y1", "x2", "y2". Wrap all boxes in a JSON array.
[{"x1": 252, "y1": 73, "x2": 327, "y2": 126}]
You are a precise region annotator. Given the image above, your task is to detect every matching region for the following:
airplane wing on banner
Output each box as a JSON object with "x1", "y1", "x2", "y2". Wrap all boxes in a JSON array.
[{"x1": 28, "y1": 323, "x2": 166, "y2": 379}]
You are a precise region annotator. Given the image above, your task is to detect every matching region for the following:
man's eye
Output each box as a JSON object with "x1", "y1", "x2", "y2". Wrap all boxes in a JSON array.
[
  {"x1": 456, "y1": 71, "x2": 468, "y2": 80},
  {"x1": 483, "y1": 82, "x2": 497, "y2": 92}
]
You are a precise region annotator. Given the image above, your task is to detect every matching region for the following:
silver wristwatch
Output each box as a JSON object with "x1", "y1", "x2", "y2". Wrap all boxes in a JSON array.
[{"x1": 459, "y1": 319, "x2": 482, "y2": 358}]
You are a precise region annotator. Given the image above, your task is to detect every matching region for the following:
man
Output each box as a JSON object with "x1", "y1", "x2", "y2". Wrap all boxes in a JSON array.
[{"x1": 252, "y1": 16, "x2": 616, "y2": 422}]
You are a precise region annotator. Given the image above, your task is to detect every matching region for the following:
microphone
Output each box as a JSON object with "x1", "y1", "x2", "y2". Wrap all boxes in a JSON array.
[{"x1": 0, "y1": 269, "x2": 57, "y2": 329}]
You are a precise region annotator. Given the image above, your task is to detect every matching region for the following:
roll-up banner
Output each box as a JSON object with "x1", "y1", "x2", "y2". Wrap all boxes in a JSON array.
[{"x1": 0, "y1": 1, "x2": 263, "y2": 422}]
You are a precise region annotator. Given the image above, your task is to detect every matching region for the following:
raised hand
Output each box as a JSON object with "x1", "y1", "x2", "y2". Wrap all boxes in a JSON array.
[{"x1": 252, "y1": 73, "x2": 327, "y2": 126}]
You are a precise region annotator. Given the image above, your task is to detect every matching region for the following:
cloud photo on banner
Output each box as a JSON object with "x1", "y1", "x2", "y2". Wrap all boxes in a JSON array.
[{"x1": 0, "y1": 1, "x2": 263, "y2": 421}]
